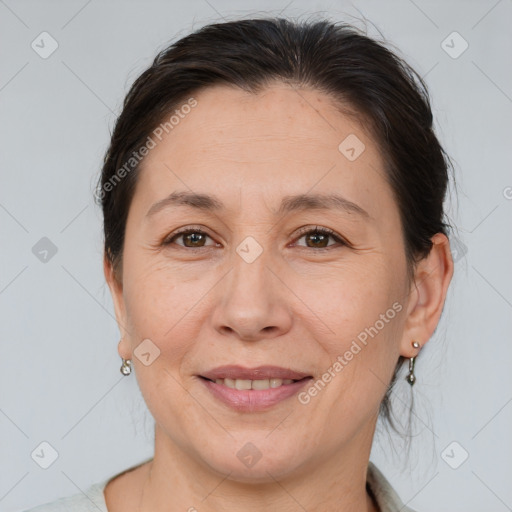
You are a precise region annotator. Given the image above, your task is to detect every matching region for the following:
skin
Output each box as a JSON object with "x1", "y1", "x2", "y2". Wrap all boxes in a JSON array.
[{"x1": 103, "y1": 83, "x2": 453, "y2": 512}]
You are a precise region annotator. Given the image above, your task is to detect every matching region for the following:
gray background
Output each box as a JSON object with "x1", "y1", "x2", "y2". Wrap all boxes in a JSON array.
[{"x1": 1, "y1": 0, "x2": 511, "y2": 510}]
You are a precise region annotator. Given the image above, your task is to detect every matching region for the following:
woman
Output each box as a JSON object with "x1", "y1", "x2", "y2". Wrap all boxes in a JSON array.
[{"x1": 26, "y1": 17, "x2": 454, "y2": 512}]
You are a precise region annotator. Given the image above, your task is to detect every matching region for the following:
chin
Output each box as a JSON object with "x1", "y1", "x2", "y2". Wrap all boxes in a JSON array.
[{"x1": 197, "y1": 436, "x2": 307, "y2": 484}]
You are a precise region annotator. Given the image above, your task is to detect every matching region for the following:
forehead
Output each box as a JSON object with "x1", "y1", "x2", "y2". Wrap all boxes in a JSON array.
[
  {"x1": 164, "y1": 83, "x2": 369, "y2": 154},
  {"x1": 133, "y1": 83, "x2": 392, "y2": 222}
]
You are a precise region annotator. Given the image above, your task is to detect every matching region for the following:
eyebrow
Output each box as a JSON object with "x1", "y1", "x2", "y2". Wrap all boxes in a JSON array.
[{"x1": 145, "y1": 190, "x2": 370, "y2": 220}]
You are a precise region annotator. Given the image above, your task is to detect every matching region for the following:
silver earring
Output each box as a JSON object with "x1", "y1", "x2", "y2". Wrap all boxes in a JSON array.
[
  {"x1": 120, "y1": 358, "x2": 132, "y2": 376},
  {"x1": 406, "y1": 341, "x2": 420, "y2": 386},
  {"x1": 405, "y1": 357, "x2": 416, "y2": 386}
]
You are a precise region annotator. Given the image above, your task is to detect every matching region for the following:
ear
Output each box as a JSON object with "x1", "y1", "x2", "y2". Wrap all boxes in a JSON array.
[
  {"x1": 400, "y1": 233, "x2": 454, "y2": 357},
  {"x1": 103, "y1": 253, "x2": 131, "y2": 359}
]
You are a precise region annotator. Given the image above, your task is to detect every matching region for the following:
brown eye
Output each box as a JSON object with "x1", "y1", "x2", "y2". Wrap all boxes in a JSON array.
[
  {"x1": 304, "y1": 231, "x2": 330, "y2": 248},
  {"x1": 164, "y1": 229, "x2": 215, "y2": 248},
  {"x1": 294, "y1": 226, "x2": 346, "y2": 250},
  {"x1": 163, "y1": 226, "x2": 347, "y2": 251}
]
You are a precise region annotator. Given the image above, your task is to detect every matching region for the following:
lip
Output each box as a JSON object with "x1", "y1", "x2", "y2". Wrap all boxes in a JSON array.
[
  {"x1": 199, "y1": 376, "x2": 312, "y2": 412},
  {"x1": 200, "y1": 365, "x2": 311, "y2": 381}
]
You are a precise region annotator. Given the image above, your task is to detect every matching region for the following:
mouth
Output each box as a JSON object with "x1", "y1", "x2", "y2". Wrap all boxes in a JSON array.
[
  {"x1": 200, "y1": 375, "x2": 307, "y2": 389},
  {"x1": 197, "y1": 365, "x2": 313, "y2": 411},
  {"x1": 199, "y1": 364, "x2": 312, "y2": 382}
]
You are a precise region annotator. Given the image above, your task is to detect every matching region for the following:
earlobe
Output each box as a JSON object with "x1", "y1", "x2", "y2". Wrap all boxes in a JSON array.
[
  {"x1": 400, "y1": 233, "x2": 454, "y2": 357},
  {"x1": 103, "y1": 253, "x2": 129, "y2": 346}
]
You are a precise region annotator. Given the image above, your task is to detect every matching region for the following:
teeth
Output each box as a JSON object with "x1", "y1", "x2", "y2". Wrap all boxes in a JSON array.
[
  {"x1": 252, "y1": 379, "x2": 270, "y2": 390},
  {"x1": 212, "y1": 378, "x2": 296, "y2": 390},
  {"x1": 235, "y1": 379, "x2": 252, "y2": 390}
]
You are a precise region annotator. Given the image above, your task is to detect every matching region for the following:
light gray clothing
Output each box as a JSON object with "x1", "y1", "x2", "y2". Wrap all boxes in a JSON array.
[{"x1": 23, "y1": 461, "x2": 416, "y2": 511}]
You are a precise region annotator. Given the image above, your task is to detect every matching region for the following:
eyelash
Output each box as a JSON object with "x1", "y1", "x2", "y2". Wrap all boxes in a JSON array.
[{"x1": 162, "y1": 225, "x2": 349, "y2": 251}]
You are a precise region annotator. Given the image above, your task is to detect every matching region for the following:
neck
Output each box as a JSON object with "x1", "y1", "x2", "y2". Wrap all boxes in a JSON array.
[{"x1": 139, "y1": 422, "x2": 380, "y2": 512}]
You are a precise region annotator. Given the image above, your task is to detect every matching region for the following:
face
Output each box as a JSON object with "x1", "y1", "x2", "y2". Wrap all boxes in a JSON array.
[{"x1": 107, "y1": 83, "x2": 432, "y2": 482}]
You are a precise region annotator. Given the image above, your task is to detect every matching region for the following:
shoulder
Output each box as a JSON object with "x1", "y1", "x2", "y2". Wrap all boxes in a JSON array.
[
  {"x1": 21, "y1": 480, "x2": 109, "y2": 512},
  {"x1": 367, "y1": 462, "x2": 418, "y2": 512},
  {"x1": 22, "y1": 459, "x2": 151, "y2": 512}
]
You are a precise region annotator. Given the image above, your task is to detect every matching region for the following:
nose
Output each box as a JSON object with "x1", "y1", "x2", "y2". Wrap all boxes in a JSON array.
[{"x1": 211, "y1": 246, "x2": 293, "y2": 342}]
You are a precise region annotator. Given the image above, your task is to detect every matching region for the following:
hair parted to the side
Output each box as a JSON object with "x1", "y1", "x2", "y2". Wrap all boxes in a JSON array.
[{"x1": 96, "y1": 17, "x2": 453, "y2": 436}]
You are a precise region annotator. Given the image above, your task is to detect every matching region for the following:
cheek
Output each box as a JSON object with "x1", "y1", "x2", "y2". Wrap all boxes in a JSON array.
[
  {"x1": 121, "y1": 257, "x2": 195, "y2": 363},
  {"x1": 294, "y1": 257, "x2": 399, "y2": 338},
  {"x1": 124, "y1": 251, "x2": 193, "y2": 322},
  {"x1": 297, "y1": 258, "x2": 406, "y2": 403}
]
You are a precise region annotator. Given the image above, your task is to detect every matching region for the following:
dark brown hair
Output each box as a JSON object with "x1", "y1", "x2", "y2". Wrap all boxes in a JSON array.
[{"x1": 96, "y1": 17, "x2": 452, "y2": 431}]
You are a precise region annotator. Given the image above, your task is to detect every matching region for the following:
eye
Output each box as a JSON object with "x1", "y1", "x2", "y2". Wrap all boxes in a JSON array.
[
  {"x1": 163, "y1": 226, "x2": 217, "y2": 248},
  {"x1": 292, "y1": 226, "x2": 347, "y2": 250},
  {"x1": 162, "y1": 225, "x2": 348, "y2": 251}
]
